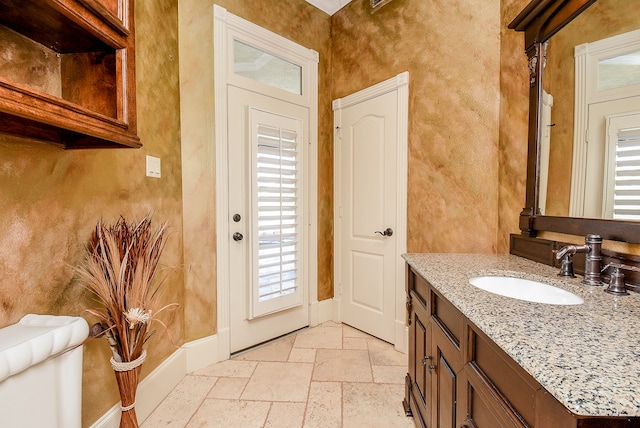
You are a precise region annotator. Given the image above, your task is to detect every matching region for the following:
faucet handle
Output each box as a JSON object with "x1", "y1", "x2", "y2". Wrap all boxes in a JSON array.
[
  {"x1": 601, "y1": 262, "x2": 640, "y2": 296},
  {"x1": 555, "y1": 251, "x2": 576, "y2": 277}
]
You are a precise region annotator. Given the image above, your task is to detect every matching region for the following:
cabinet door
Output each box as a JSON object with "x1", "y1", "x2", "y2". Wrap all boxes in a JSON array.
[
  {"x1": 431, "y1": 323, "x2": 464, "y2": 428},
  {"x1": 460, "y1": 367, "x2": 526, "y2": 428},
  {"x1": 409, "y1": 298, "x2": 432, "y2": 426}
]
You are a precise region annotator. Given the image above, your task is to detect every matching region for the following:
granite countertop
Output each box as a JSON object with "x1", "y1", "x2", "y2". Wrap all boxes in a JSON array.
[{"x1": 402, "y1": 253, "x2": 640, "y2": 418}]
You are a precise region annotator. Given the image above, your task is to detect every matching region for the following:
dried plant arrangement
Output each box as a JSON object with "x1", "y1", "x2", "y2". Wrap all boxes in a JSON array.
[{"x1": 76, "y1": 214, "x2": 177, "y2": 428}]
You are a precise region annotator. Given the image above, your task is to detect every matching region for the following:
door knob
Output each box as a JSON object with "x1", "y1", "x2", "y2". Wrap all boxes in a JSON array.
[
  {"x1": 233, "y1": 232, "x2": 243, "y2": 241},
  {"x1": 375, "y1": 227, "x2": 394, "y2": 237}
]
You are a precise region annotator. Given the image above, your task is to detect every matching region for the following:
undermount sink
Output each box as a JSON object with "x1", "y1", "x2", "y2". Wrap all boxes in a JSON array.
[{"x1": 469, "y1": 276, "x2": 584, "y2": 305}]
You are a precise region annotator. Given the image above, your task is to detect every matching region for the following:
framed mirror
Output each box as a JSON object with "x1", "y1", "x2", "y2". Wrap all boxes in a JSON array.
[{"x1": 510, "y1": 0, "x2": 640, "y2": 244}]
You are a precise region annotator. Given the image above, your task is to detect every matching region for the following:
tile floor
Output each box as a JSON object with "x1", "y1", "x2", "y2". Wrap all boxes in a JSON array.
[{"x1": 142, "y1": 322, "x2": 415, "y2": 427}]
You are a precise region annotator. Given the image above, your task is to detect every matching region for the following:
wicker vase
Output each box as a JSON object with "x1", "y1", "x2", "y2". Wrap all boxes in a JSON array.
[{"x1": 111, "y1": 350, "x2": 146, "y2": 428}]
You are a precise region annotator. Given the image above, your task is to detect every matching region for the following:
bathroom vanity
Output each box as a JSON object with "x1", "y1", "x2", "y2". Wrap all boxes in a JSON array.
[{"x1": 403, "y1": 253, "x2": 640, "y2": 427}]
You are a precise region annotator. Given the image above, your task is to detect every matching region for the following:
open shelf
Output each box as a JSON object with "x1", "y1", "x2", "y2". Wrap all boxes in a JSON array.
[{"x1": 0, "y1": 0, "x2": 140, "y2": 149}]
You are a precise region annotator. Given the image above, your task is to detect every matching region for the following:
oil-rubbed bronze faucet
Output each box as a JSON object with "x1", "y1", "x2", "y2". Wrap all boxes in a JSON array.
[
  {"x1": 601, "y1": 262, "x2": 640, "y2": 296},
  {"x1": 555, "y1": 234, "x2": 603, "y2": 286}
]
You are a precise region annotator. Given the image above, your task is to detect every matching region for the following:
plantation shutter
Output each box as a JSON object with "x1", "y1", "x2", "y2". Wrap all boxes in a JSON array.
[
  {"x1": 603, "y1": 113, "x2": 640, "y2": 220},
  {"x1": 611, "y1": 128, "x2": 640, "y2": 219},
  {"x1": 248, "y1": 107, "x2": 304, "y2": 319}
]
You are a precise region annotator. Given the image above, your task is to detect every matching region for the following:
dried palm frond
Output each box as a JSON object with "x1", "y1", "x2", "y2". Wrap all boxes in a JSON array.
[{"x1": 77, "y1": 214, "x2": 177, "y2": 362}]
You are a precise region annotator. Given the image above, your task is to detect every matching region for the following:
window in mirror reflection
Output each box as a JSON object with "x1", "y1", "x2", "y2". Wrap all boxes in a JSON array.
[
  {"x1": 233, "y1": 40, "x2": 302, "y2": 95},
  {"x1": 599, "y1": 51, "x2": 640, "y2": 91}
]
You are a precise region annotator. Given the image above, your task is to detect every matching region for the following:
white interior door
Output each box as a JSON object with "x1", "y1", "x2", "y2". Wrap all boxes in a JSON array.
[
  {"x1": 584, "y1": 96, "x2": 640, "y2": 217},
  {"x1": 336, "y1": 89, "x2": 400, "y2": 344},
  {"x1": 228, "y1": 85, "x2": 309, "y2": 353}
]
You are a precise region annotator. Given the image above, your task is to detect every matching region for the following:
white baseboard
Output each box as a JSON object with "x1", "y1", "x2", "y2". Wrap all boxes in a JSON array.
[
  {"x1": 332, "y1": 296, "x2": 342, "y2": 323},
  {"x1": 311, "y1": 298, "x2": 335, "y2": 326},
  {"x1": 182, "y1": 334, "x2": 222, "y2": 373},
  {"x1": 395, "y1": 320, "x2": 408, "y2": 354},
  {"x1": 89, "y1": 334, "x2": 219, "y2": 428}
]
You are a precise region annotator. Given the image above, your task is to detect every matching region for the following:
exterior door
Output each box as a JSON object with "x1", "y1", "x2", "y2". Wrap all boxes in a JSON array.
[
  {"x1": 228, "y1": 85, "x2": 309, "y2": 353},
  {"x1": 336, "y1": 88, "x2": 400, "y2": 344},
  {"x1": 584, "y1": 96, "x2": 640, "y2": 218}
]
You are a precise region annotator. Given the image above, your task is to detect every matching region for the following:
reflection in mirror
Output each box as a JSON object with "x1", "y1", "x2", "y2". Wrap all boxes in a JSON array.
[
  {"x1": 540, "y1": 0, "x2": 640, "y2": 220},
  {"x1": 599, "y1": 51, "x2": 640, "y2": 90}
]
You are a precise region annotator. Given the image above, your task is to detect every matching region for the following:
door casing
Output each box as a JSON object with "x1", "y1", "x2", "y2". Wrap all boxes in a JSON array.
[{"x1": 214, "y1": 5, "x2": 319, "y2": 360}]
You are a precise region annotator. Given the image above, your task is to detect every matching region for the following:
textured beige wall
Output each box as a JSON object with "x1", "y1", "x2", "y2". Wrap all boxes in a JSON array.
[
  {"x1": 0, "y1": 1, "x2": 183, "y2": 426},
  {"x1": 543, "y1": 0, "x2": 639, "y2": 217},
  {"x1": 332, "y1": 0, "x2": 502, "y2": 253},
  {"x1": 499, "y1": 0, "x2": 530, "y2": 252}
]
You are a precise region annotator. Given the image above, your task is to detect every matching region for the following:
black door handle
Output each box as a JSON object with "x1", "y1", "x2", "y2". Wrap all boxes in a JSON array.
[
  {"x1": 233, "y1": 232, "x2": 243, "y2": 241},
  {"x1": 375, "y1": 228, "x2": 393, "y2": 237}
]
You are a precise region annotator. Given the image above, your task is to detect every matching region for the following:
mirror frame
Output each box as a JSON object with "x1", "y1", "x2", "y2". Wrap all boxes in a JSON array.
[{"x1": 509, "y1": 0, "x2": 640, "y2": 244}]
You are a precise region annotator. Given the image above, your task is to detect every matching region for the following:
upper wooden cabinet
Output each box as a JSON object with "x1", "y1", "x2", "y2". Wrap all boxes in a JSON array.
[{"x1": 0, "y1": 0, "x2": 140, "y2": 149}]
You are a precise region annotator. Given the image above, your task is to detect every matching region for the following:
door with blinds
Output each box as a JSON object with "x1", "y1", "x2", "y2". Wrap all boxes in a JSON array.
[
  {"x1": 228, "y1": 85, "x2": 309, "y2": 353},
  {"x1": 584, "y1": 96, "x2": 640, "y2": 219},
  {"x1": 603, "y1": 112, "x2": 640, "y2": 220}
]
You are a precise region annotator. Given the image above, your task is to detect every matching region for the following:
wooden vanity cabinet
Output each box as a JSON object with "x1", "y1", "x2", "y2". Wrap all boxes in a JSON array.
[
  {"x1": 0, "y1": 0, "x2": 141, "y2": 149},
  {"x1": 405, "y1": 268, "x2": 432, "y2": 426},
  {"x1": 405, "y1": 267, "x2": 466, "y2": 428},
  {"x1": 405, "y1": 265, "x2": 640, "y2": 428}
]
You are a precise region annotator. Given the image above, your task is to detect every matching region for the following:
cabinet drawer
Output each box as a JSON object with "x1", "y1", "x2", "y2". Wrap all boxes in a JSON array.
[
  {"x1": 431, "y1": 289, "x2": 463, "y2": 348},
  {"x1": 409, "y1": 267, "x2": 430, "y2": 308},
  {"x1": 467, "y1": 324, "x2": 540, "y2": 426}
]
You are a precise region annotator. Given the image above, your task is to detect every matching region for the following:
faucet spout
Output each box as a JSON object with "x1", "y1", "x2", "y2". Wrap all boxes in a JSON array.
[
  {"x1": 555, "y1": 235, "x2": 603, "y2": 286},
  {"x1": 555, "y1": 244, "x2": 590, "y2": 260}
]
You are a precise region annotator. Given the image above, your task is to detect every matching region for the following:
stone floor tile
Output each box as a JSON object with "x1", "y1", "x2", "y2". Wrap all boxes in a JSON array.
[
  {"x1": 233, "y1": 335, "x2": 295, "y2": 362},
  {"x1": 288, "y1": 347, "x2": 317, "y2": 363},
  {"x1": 192, "y1": 359, "x2": 257, "y2": 378},
  {"x1": 313, "y1": 349, "x2": 372, "y2": 382},
  {"x1": 241, "y1": 361, "x2": 313, "y2": 402},
  {"x1": 342, "y1": 382, "x2": 414, "y2": 428},
  {"x1": 343, "y1": 336, "x2": 368, "y2": 350},
  {"x1": 185, "y1": 399, "x2": 270, "y2": 428},
  {"x1": 342, "y1": 324, "x2": 371, "y2": 338},
  {"x1": 372, "y1": 364, "x2": 407, "y2": 384},
  {"x1": 304, "y1": 381, "x2": 342, "y2": 428},
  {"x1": 367, "y1": 337, "x2": 408, "y2": 366},
  {"x1": 265, "y1": 402, "x2": 306, "y2": 428},
  {"x1": 207, "y1": 377, "x2": 249, "y2": 399},
  {"x1": 293, "y1": 325, "x2": 342, "y2": 349},
  {"x1": 141, "y1": 375, "x2": 216, "y2": 428}
]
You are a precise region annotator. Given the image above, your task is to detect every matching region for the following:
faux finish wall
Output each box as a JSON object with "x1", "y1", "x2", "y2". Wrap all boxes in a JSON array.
[
  {"x1": 0, "y1": 1, "x2": 184, "y2": 426},
  {"x1": 332, "y1": 0, "x2": 502, "y2": 253},
  {"x1": 500, "y1": 0, "x2": 531, "y2": 252}
]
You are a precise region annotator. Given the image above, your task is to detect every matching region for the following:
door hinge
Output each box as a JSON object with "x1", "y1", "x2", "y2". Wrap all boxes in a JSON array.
[{"x1": 335, "y1": 125, "x2": 342, "y2": 139}]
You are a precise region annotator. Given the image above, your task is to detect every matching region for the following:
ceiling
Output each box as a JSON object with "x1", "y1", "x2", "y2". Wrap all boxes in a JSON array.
[{"x1": 305, "y1": 0, "x2": 353, "y2": 15}]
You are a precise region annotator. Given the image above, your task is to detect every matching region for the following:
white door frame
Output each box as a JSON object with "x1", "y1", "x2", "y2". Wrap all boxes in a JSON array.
[
  {"x1": 332, "y1": 72, "x2": 409, "y2": 352},
  {"x1": 213, "y1": 5, "x2": 319, "y2": 360},
  {"x1": 570, "y1": 29, "x2": 640, "y2": 217}
]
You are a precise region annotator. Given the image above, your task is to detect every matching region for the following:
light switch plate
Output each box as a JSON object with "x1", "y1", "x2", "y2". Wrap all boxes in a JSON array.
[{"x1": 146, "y1": 155, "x2": 161, "y2": 178}]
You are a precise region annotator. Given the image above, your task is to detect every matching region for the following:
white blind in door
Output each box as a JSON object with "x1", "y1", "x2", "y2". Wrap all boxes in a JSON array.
[
  {"x1": 249, "y1": 108, "x2": 303, "y2": 319},
  {"x1": 611, "y1": 128, "x2": 640, "y2": 219}
]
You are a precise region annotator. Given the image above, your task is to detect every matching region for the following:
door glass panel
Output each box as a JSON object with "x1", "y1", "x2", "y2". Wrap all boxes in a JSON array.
[
  {"x1": 598, "y1": 51, "x2": 640, "y2": 91},
  {"x1": 234, "y1": 40, "x2": 302, "y2": 95}
]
